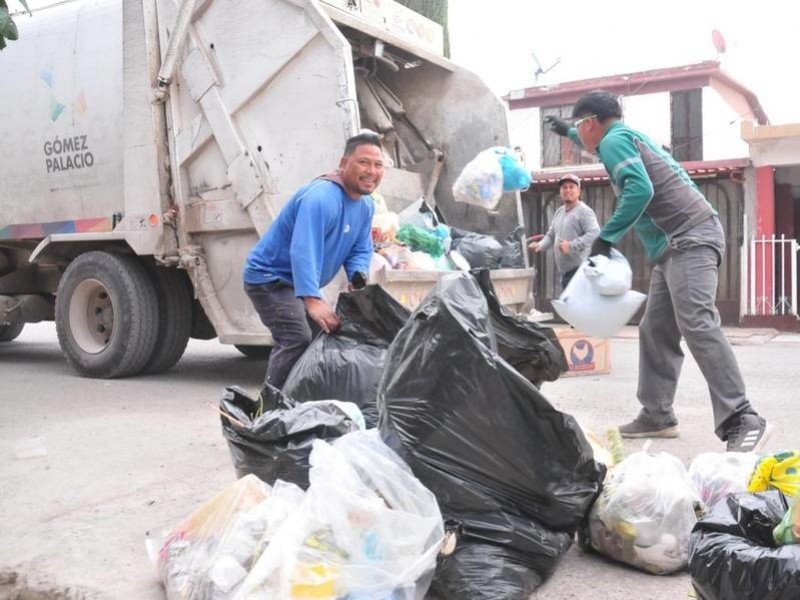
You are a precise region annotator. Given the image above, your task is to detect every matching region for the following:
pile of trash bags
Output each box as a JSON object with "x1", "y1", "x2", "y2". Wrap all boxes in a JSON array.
[
  {"x1": 370, "y1": 197, "x2": 526, "y2": 275},
  {"x1": 377, "y1": 272, "x2": 605, "y2": 598},
  {"x1": 156, "y1": 431, "x2": 444, "y2": 600},
  {"x1": 281, "y1": 277, "x2": 566, "y2": 435},
  {"x1": 552, "y1": 249, "x2": 646, "y2": 338},
  {"x1": 577, "y1": 443, "x2": 800, "y2": 593},
  {"x1": 219, "y1": 385, "x2": 362, "y2": 489}
]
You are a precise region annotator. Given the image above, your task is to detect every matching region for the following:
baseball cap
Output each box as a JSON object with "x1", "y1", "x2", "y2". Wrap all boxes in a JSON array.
[{"x1": 558, "y1": 173, "x2": 581, "y2": 188}]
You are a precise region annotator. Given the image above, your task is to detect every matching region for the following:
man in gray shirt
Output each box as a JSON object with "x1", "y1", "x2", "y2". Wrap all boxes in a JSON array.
[{"x1": 529, "y1": 173, "x2": 600, "y2": 289}]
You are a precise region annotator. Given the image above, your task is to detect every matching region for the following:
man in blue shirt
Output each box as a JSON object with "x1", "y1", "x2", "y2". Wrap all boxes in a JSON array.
[{"x1": 243, "y1": 131, "x2": 382, "y2": 388}]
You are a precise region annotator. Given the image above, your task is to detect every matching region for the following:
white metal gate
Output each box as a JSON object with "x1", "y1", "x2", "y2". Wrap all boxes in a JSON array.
[{"x1": 741, "y1": 223, "x2": 800, "y2": 318}]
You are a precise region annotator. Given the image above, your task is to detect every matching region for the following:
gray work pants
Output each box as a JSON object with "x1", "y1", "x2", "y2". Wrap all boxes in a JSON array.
[
  {"x1": 244, "y1": 281, "x2": 319, "y2": 389},
  {"x1": 636, "y1": 217, "x2": 754, "y2": 439}
]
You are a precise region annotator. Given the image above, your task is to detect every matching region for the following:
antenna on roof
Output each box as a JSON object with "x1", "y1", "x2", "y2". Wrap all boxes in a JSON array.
[{"x1": 531, "y1": 51, "x2": 561, "y2": 83}]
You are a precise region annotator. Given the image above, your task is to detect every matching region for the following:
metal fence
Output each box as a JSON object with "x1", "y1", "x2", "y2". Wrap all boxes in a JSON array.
[{"x1": 741, "y1": 222, "x2": 800, "y2": 317}]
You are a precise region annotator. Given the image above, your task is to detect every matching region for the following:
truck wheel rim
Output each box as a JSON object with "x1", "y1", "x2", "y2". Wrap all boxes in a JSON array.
[{"x1": 69, "y1": 279, "x2": 115, "y2": 354}]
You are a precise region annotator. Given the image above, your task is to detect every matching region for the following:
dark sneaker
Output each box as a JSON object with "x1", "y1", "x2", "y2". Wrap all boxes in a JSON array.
[
  {"x1": 618, "y1": 418, "x2": 679, "y2": 439},
  {"x1": 725, "y1": 414, "x2": 773, "y2": 453}
]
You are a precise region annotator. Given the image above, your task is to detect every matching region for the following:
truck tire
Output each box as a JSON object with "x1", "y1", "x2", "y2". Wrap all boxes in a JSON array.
[
  {"x1": 234, "y1": 344, "x2": 272, "y2": 360},
  {"x1": 55, "y1": 251, "x2": 159, "y2": 378},
  {"x1": 141, "y1": 267, "x2": 193, "y2": 374},
  {"x1": 0, "y1": 322, "x2": 24, "y2": 342}
]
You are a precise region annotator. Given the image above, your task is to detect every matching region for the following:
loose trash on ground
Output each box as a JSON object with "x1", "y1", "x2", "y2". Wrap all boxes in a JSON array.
[
  {"x1": 689, "y1": 452, "x2": 760, "y2": 508},
  {"x1": 748, "y1": 450, "x2": 800, "y2": 496},
  {"x1": 219, "y1": 385, "x2": 362, "y2": 489},
  {"x1": 579, "y1": 426, "x2": 625, "y2": 468},
  {"x1": 688, "y1": 491, "x2": 800, "y2": 600},
  {"x1": 282, "y1": 286, "x2": 410, "y2": 427},
  {"x1": 587, "y1": 447, "x2": 703, "y2": 575},
  {"x1": 773, "y1": 491, "x2": 800, "y2": 545},
  {"x1": 378, "y1": 272, "x2": 604, "y2": 598},
  {"x1": 552, "y1": 252, "x2": 646, "y2": 338}
]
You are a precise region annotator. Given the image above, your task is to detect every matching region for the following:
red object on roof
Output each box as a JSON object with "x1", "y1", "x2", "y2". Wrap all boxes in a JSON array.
[
  {"x1": 530, "y1": 158, "x2": 750, "y2": 188},
  {"x1": 504, "y1": 61, "x2": 768, "y2": 125},
  {"x1": 712, "y1": 30, "x2": 727, "y2": 54}
]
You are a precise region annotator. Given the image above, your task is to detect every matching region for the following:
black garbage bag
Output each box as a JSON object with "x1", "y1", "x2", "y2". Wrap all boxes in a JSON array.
[
  {"x1": 378, "y1": 272, "x2": 604, "y2": 598},
  {"x1": 282, "y1": 286, "x2": 410, "y2": 427},
  {"x1": 497, "y1": 226, "x2": 527, "y2": 269},
  {"x1": 475, "y1": 269, "x2": 567, "y2": 385},
  {"x1": 219, "y1": 385, "x2": 360, "y2": 489},
  {"x1": 450, "y1": 227, "x2": 504, "y2": 269},
  {"x1": 434, "y1": 535, "x2": 572, "y2": 600},
  {"x1": 689, "y1": 491, "x2": 800, "y2": 600},
  {"x1": 450, "y1": 226, "x2": 528, "y2": 270}
]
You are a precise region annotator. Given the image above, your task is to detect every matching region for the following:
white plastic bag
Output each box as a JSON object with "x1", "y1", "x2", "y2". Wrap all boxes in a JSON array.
[
  {"x1": 552, "y1": 258, "x2": 646, "y2": 338},
  {"x1": 588, "y1": 449, "x2": 702, "y2": 575},
  {"x1": 156, "y1": 475, "x2": 305, "y2": 600},
  {"x1": 584, "y1": 249, "x2": 633, "y2": 296},
  {"x1": 688, "y1": 452, "x2": 760, "y2": 508},
  {"x1": 452, "y1": 148, "x2": 504, "y2": 209},
  {"x1": 235, "y1": 430, "x2": 444, "y2": 600}
]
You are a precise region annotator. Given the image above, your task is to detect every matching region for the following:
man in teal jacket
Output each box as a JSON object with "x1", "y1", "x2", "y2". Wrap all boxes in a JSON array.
[{"x1": 546, "y1": 90, "x2": 771, "y2": 453}]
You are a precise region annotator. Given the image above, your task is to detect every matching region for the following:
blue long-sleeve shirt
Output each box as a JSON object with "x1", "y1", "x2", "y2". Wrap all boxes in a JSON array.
[{"x1": 243, "y1": 178, "x2": 374, "y2": 298}]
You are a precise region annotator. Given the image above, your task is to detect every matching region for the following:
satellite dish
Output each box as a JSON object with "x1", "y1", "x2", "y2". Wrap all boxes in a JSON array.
[{"x1": 712, "y1": 29, "x2": 727, "y2": 55}]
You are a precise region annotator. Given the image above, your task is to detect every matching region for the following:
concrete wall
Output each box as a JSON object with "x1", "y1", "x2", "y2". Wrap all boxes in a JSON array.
[
  {"x1": 749, "y1": 137, "x2": 800, "y2": 167},
  {"x1": 508, "y1": 106, "x2": 541, "y2": 169},
  {"x1": 702, "y1": 88, "x2": 751, "y2": 160}
]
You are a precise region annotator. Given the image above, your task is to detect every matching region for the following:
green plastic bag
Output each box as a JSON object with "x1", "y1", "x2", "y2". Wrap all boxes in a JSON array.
[
  {"x1": 396, "y1": 224, "x2": 444, "y2": 258},
  {"x1": 773, "y1": 492, "x2": 800, "y2": 545}
]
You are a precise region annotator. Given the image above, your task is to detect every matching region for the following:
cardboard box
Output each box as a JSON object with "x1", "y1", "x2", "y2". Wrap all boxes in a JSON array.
[{"x1": 555, "y1": 328, "x2": 611, "y2": 377}]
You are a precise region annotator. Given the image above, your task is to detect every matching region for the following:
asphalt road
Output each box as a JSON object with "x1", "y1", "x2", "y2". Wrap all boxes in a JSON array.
[{"x1": 1, "y1": 323, "x2": 796, "y2": 599}]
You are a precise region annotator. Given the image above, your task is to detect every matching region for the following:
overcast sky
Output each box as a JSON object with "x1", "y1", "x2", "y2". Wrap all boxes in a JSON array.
[
  {"x1": 449, "y1": 0, "x2": 799, "y2": 124},
  {"x1": 13, "y1": 0, "x2": 798, "y2": 125}
]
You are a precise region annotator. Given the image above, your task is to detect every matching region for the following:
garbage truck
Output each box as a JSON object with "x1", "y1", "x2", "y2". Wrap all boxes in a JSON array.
[{"x1": 0, "y1": 0, "x2": 533, "y2": 378}]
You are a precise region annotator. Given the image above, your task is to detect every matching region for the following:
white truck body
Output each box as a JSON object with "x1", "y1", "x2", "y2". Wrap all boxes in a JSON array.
[{"x1": 0, "y1": 0, "x2": 532, "y2": 377}]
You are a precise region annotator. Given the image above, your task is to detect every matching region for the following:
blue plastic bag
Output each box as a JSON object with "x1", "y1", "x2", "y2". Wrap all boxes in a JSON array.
[{"x1": 496, "y1": 149, "x2": 531, "y2": 192}]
